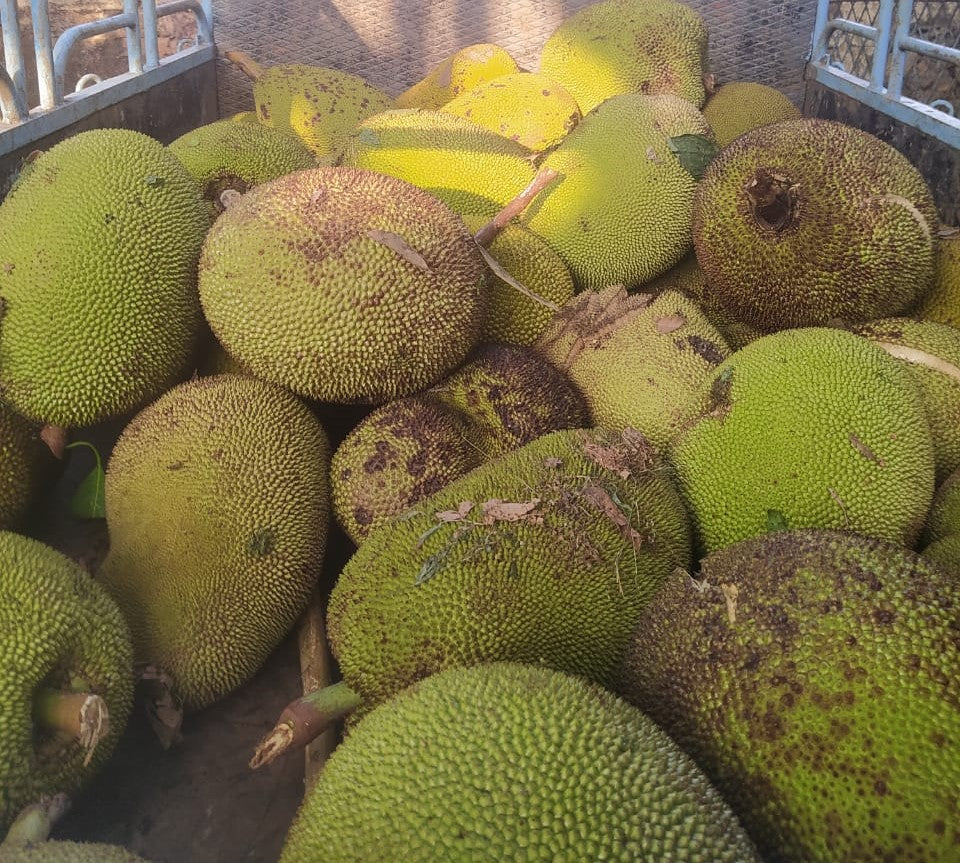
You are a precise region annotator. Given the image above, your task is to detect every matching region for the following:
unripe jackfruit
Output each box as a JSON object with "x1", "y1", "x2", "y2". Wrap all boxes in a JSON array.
[
  {"x1": 702, "y1": 81, "x2": 800, "y2": 146},
  {"x1": 915, "y1": 233, "x2": 960, "y2": 326},
  {"x1": 0, "y1": 403, "x2": 55, "y2": 529}
]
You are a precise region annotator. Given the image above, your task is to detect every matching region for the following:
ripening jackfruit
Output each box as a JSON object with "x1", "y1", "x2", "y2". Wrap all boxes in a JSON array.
[
  {"x1": 539, "y1": 0, "x2": 709, "y2": 114},
  {"x1": 852, "y1": 317, "x2": 960, "y2": 481},
  {"x1": 693, "y1": 119, "x2": 939, "y2": 333},
  {"x1": 341, "y1": 109, "x2": 536, "y2": 217},
  {"x1": 97, "y1": 375, "x2": 330, "y2": 712},
  {"x1": 0, "y1": 532, "x2": 133, "y2": 835},
  {"x1": 620, "y1": 530, "x2": 960, "y2": 863},
  {"x1": 522, "y1": 93, "x2": 713, "y2": 289},
  {"x1": 537, "y1": 287, "x2": 729, "y2": 448},
  {"x1": 393, "y1": 44, "x2": 518, "y2": 109},
  {"x1": 168, "y1": 119, "x2": 316, "y2": 213},
  {"x1": 915, "y1": 233, "x2": 960, "y2": 326},
  {"x1": 198, "y1": 167, "x2": 488, "y2": 404},
  {"x1": 327, "y1": 427, "x2": 691, "y2": 711},
  {"x1": 0, "y1": 403, "x2": 55, "y2": 529},
  {"x1": 0, "y1": 129, "x2": 209, "y2": 427},
  {"x1": 702, "y1": 81, "x2": 800, "y2": 146},
  {"x1": 924, "y1": 465, "x2": 960, "y2": 545},
  {"x1": 669, "y1": 328, "x2": 936, "y2": 556},
  {"x1": 280, "y1": 663, "x2": 761, "y2": 863},
  {"x1": 442, "y1": 72, "x2": 580, "y2": 151}
]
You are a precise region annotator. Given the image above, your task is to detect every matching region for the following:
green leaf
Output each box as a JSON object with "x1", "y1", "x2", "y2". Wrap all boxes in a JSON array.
[
  {"x1": 766, "y1": 509, "x2": 789, "y2": 533},
  {"x1": 667, "y1": 134, "x2": 719, "y2": 180},
  {"x1": 65, "y1": 441, "x2": 105, "y2": 519},
  {"x1": 144, "y1": 175, "x2": 166, "y2": 187},
  {"x1": 416, "y1": 523, "x2": 443, "y2": 548}
]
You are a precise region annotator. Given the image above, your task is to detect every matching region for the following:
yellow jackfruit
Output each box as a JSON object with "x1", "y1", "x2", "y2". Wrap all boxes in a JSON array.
[
  {"x1": 393, "y1": 44, "x2": 518, "y2": 109},
  {"x1": 0, "y1": 402, "x2": 55, "y2": 529},
  {"x1": 702, "y1": 81, "x2": 800, "y2": 146},
  {"x1": 915, "y1": 233, "x2": 960, "y2": 326}
]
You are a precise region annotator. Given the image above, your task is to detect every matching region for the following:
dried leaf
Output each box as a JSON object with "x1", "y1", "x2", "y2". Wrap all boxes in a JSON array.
[
  {"x1": 721, "y1": 583, "x2": 739, "y2": 625},
  {"x1": 481, "y1": 499, "x2": 540, "y2": 523},
  {"x1": 849, "y1": 432, "x2": 884, "y2": 465},
  {"x1": 366, "y1": 230, "x2": 431, "y2": 273},
  {"x1": 476, "y1": 243, "x2": 559, "y2": 310},
  {"x1": 543, "y1": 457, "x2": 563, "y2": 469},
  {"x1": 583, "y1": 440, "x2": 632, "y2": 478},
  {"x1": 656, "y1": 313, "x2": 686, "y2": 334},
  {"x1": 581, "y1": 485, "x2": 646, "y2": 549},
  {"x1": 435, "y1": 501, "x2": 474, "y2": 522}
]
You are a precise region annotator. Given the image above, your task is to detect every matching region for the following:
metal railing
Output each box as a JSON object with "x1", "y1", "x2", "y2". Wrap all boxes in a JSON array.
[
  {"x1": 0, "y1": 0, "x2": 214, "y2": 152},
  {"x1": 809, "y1": 0, "x2": 960, "y2": 146}
]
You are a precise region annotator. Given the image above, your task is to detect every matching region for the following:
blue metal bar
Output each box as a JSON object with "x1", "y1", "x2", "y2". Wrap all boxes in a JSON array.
[
  {"x1": 886, "y1": 0, "x2": 915, "y2": 101},
  {"x1": 0, "y1": 65, "x2": 25, "y2": 123},
  {"x1": 810, "y1": 0, "x2": 833, "y2": 63},
  {"x1": 123, "y1": 0, "x2": 143, "y2": 75},
  {"x1": 869, "y1": 0, "x2": 898, "y2": 91},
  {"x1": 824, "y1": 19, "x2": 879, "y2": 43},
  {"x1": 199, "y1": 0, "x2": 213, "y2": 45},
  {"x1": 143, "y1": 0, "x2": 160, "y2": 69},
  {"x1": 900, "y1": 35, "x2": 960, "y2": 65},
  {"x1": 1, "y1": 0, "x2": 27, "y2": 105},
  {"x1": 30, "y1": 0, "x2": 56, "y2": 110},
  {"x1": 157, "y1": 0, "x2": 213, "y2": 46},
  {"x1": 53, "y1": 10, "x2": 139, "y2": 102}
]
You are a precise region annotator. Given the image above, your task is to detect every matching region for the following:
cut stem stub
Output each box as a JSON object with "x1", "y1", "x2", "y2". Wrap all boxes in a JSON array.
[
  {"x1": 744, "y1": 168, "x2": 799, "y2": 232},
  {"x1": 33, "y1": 689, "x2": 109, "y2": 767}
]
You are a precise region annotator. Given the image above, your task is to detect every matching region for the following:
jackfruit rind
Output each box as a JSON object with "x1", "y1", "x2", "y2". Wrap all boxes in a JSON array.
[
  {"x1": 0, "y1": 129, "x2": 210, "y2": 427},
  {"x1": 0, "y1": 402, "x2": 54, "y2": 529},
  {"x1": 198, "y1": 167, "x2": 488, "y2": 404},
  {"x1": 620, "y1": 530, "x2": 960, "y2": 863},
  {"x1": 341, "y1": 109, "x2": 536, "y2": 217},
  {"x1": 97, "y1": 375, "x2": 330, "y2": 711},
  {"x1": 0, "y1": 532, "x2": 133, "y2": 834},
  {"x1": 393, "y1": 43, "x2": 518, "y2": 109},
  {"x1": 327, "y1": 427, "x2": 691, "y2": 709},
  {"x1": 0, "y1": 843, "x2": 151, "y2": 862},
  {"x1": 915, "y1": 234, "x2": 960, "y2": 327},
  {"x1": 537, "y1": 287, "x2": 729, "y2": 449},
  {"x1": 280, "y1": 663, "x2": 760, "y2": 863},
  {"x1": 922, "y1": 531, "x2": 960, "y2": 577},
  {"x1": 923, "y1": 465, "x2": 960, "y2": 545},
  {"x1": 669, "y1": 327, "x2": 936, "y2": 555},
  {"x1": 539, "y1": 0, "x2": 709, "y2": 113},
  {"x1": 702, "y1": 81, "x2": 800, "y2": 147},
  {"x1": 692, "y1": 118, "x2": 938, "y2": 333},
  {"x1": 442, "y1": 72, "x2": 581, "y2": 151},
  {"x1": 852, "y1": 317, "x2": 960, "y2": 482},
  {"x1": 523, "y1": 93, "x2": 712, "y2": 289}
]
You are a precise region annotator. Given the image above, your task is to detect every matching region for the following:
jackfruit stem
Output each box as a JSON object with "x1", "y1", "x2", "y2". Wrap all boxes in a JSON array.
[
  {"x1": 32, "y1": 689, "x2": 110, "y2": 767},
  {"x1": 223, "y1": 49, "x2": 265, "y2": 81},
  {"x1": 474, "y1": 166, "x2": 560, "y2": 247},
  {"x1": 744, "y1": 168, "x2": 798, "y2": 232},
  {"x1": 2, "y1": 794, "x2": 71, "y2": 846},
  {"x1": 39, "y1": 424, "x2": 68, "y2": 459},
  {"x1": 297, "y1": 592, "x2": 336, "y2": 790},
  {"x1": 249, "y1": 681, "x2": 362, "y2": 769}
]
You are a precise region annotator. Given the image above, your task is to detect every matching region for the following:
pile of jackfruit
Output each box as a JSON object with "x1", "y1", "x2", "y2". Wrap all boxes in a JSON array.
[{"x1": 1, "y1": 0, "x2": 958, "y2": 860}]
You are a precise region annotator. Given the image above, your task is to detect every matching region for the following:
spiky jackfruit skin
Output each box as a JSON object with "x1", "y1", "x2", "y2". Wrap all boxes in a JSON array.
[
  {"x1": 852, "y1": 318, "x2": 960, "y2": 482},
  {"x1": 692, "y1": 119, "x2": 938, "y2": 333},
  {"x1": 198, "y1": 167, "x2": 488, "y2": 404},
  {"x1": 620, "y1": 530, "x2": 960, "y2": 863},
  {"x1": 924, "y1": 467, "x2": 960, "y2": 545},
  {"x1": 331, "y1": 397, "x2": 481, "y2": 545},
  {"x1": 0, "y1": 532, "x2": 133, "y2": 835},
  {"x1": 251, "y1": 65, "x2": 390, "y2": 161},
  {"x1": 97, "y1": 375, "x2": 330, "y2": 711},
  {"x1": 460, "y1": 215, "x2": 575, "y2": 346},
  {"x1": 0, "y1": 129, "x2": 209, "y2": 427},
  {"x1": 537, "y1": 288, "x2": 729, "y2": 449},
  {"x1": 442, "y1": 72, "x2": 580, "y2": 151},
  {"x1": 702, "y1": 81, "x2": 800, "y2": 147},
  {"x1": 669, "y1": 328, "x2": 935, "y2": 556},
  {"x1": 538, "y1": 0, "x2": 709, "y2": 114},
  {"x1": 280, "y1": 663, "x2": 761, "y2": 863},
  {"x1": 327, "y1": 428, "x2": 691, "y2": 710},
  {"x1": 523, "y1": 93, "x2": 712, "y2": 289},
  {"x1": 0, "y1": 843, "x2": 150, "y2": 862},
  {"x1": 915, "y1": 234, "x2": 960, "y2": 327},
  {"x1": 393, "y1": 44, "x2": 518, "y2": 110},
  {"x1": 0, "y1": 403, "x2": 54, "y2": 529},
  {"x1": 168, "y1": 119, "x2": 316, "y2": 212},
  {"x1": 922, "y1": 532, "x2": 960, "y2": 576},
  {"x1": 341, "y1": 109, "x2": 536, "y2": 217}
]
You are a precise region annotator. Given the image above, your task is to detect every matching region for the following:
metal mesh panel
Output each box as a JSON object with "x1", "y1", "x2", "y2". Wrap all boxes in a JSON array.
[{"x1": 213, "y1": 0, "x2": 820, "y2": 118}]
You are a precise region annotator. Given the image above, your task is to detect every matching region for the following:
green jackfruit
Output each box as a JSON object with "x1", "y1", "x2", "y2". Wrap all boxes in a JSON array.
[
  {"x1": 393, "y1": 44, "x2": 518, "y2": 109},
  {"x1": 281, "y1": 663, "x2": 760, "y2": 862},
  {"x1": 922, "y1": 532, "x2": 960, "y2": 575},
  {"x1": 0, "y1": 532, "x2": 133, "y2": 834},
  {"x1": 0, "y1": 403, "x2": 55, "y2": 529},
  {"x1": 620, "y1": 530, "x2": 960, "y2": 863},
  {"x1": 915, "y1": 233, "x2": 960, "y2": 327},
  {"x1": 523, "y1": 93, "x2": 713, "y2": 289},
  {"x1": 702, "y1": 81, "x2": 800, "y2": 147},
  {"x1": 924, "y1": 465, "x2": 960, "y2": 545},
  {"x1": 97, "y1": 375, "x2": 330, "y2": 712},
  {"x1": 327, "y1": 428, "x2": 691, "y2": 712},
  {"x1": 0, "y1": 129, "x2": 209, "y2": 427},
  {"x1": 341, "y1": 109, "x2": 535, "y2": 217},
  {"x1": 693, "y1": 119, "x2": 938, "y2": 333},
  {"x1": 198, "y1": 167, "x2": 488, "y2": 404},
  {"x1": 536, "y1": 287, "x2": 729, "y2": 449},
  {"x1": 539, "y1": 0, "x2": 709, "y2": 113},
  {"x1": 670, "y1": 327, "x2": 936, "y2": 556}
]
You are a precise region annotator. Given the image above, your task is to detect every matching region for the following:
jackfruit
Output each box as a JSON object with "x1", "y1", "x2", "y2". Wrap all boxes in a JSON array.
[
  {"x1": 915, "y1": 233, "x2": 960, "y2": 326},
  {"x1": 851, "y1": 318, "x2": 960, "y2": 481},
  {"x1": 460, "y1": 214, "x2": 575, "y2": 345},
  {"x1": 692, "y1": 119, "x2": 939, "y2": 333},
  {"x1": 619, "y1": 529, "x2": 960, "y2": 863},
  {"x1": 0, "y1": 129, "x2": 210, "y2": 427},
  {"x1": 224, "y1": 51, "x2": 390, "y2": 161},
  {"x1": 341, "y1": 109, "x2": 535, "y2": 217},
  {"x1": 198, "y1": 167, "x2": 488, "y2": 404},
  {"x1": 327, "y1": 427, "x2": 691, "y2": 711},
  {"x1": 522, "y1": 92, "x2": 713, "y2": 289},
  {"x1": 539, "y1": 0, "x2": 709, "y2": 113},
  {"x1": 168, "y1": 119, "x2": 316, "y2": 213},
  {"x1": 702, "y1": 81, "x2": 800, "y2": 146},
  {"x1": 669, "y1": 327, "x2": 936, "y2": 556},
  {"x1": 923, "y1": 465, "x2": 960, "y2": 545},
  {"x1": 0, "y1": 532, "x2": 133, "y2": 835},
  {"x1": 97, "y1": 375, "x2": 330, "y2": 713},
  {"x1": 0, "y1": 403, "x2": 55, "y2": 529},
  {"x1": 442, "y1": 72, "x2": 580, "y2": 151},
  {"x1": 393, "y1": 44, "x2": 518, "y2": 109},
  {"x1": 536, "y1": 287, "x2": 729, "y2": 448},
  {"x1": 280, "y1": 663, "x2": 761, "y2": 863}
]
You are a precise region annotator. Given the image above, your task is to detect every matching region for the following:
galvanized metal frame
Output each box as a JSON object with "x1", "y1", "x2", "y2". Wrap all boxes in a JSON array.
[{"x1": 809, "y1": 0, "x2": 960, "y2": 147}]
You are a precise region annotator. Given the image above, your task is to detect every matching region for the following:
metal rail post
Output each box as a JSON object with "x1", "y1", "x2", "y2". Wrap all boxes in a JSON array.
[
  {"x1": 1, "y1": 0, "x2": 26, "y2": 104},
  {"x1": 30, "y1": 0, "x2": 56, "y2": 110},
  {"x1": 143, "y1": 0, "x2": 160, "y2": 70}
]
